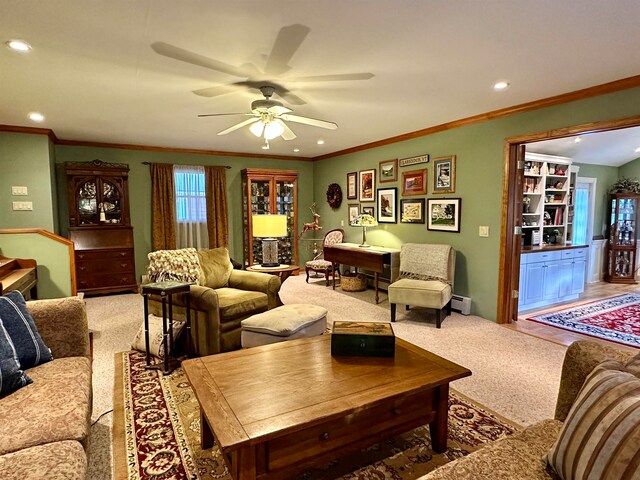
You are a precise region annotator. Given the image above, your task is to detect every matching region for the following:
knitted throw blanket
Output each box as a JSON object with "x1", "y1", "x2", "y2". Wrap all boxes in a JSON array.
[
  {"x1": 399, "y1": 243, "x2": 452, "y2": 284},
  {"x1": 147, "y1": 248, "x2": 201, "y2": 284}
]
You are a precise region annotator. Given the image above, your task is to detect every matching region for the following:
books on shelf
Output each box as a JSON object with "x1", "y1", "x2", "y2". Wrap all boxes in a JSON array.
[{"x1": 523, "y1": 177, "x2": 540, "y2": 193}]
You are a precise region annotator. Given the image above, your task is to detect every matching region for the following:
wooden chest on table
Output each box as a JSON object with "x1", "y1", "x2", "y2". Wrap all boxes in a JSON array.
[{"x1": 331, "y1": 321, "x2": 395, "y2": 357}]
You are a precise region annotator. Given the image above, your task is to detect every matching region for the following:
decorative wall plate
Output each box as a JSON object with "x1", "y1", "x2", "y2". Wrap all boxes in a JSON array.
[{"x1": 326, "y1": 183, "x2": 343, "y2": 209}]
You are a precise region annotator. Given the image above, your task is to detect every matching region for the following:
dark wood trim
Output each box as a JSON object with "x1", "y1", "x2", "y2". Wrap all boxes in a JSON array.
[
  {"x1": 0, "y1": 228, "x2": 77, "y2": 296},
  {"x1": 497, "y1": 113, "x2": 640, "y2": 324},
  {"x1": 312, "y1": 74, "x2": 640, "y2": 161},
  {"x1": 0, "y1": 124, "x2": 58, "y2": 143}
]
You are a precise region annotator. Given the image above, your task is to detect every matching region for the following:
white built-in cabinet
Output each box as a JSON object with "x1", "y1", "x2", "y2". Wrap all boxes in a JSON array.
[{"x1": 519, "y1": 247, "x2": 587, "y2": 311}]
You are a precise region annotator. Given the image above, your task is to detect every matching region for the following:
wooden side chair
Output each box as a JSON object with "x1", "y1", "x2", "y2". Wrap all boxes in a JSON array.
[
  {"x1": 305, "y1": 228, "x2": 345, "y2": 286},
  {"x1": 388, "y1": 243, "x2": 456, "y2": 328}
]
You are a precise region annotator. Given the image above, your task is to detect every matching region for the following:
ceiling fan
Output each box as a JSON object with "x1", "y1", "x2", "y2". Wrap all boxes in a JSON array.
[
  {"x1": 198, "y1": 85, "x2": 337, "y2": 146},
  {"x1": 151, "y1": 24, "x2": 373, "y2": 105}
]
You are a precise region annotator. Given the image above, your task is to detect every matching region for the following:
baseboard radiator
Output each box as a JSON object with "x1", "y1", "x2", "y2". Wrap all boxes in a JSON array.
[{"x1": 451, "y1": 294, "x2": 471, "y2": 315}]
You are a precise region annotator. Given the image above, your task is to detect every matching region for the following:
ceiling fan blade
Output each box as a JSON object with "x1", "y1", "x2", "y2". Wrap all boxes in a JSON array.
[
  {"x1": 198, "y1": 113, "x2": 252, "y2": 118},
  {"x1": 264, "y1": 24, "x2": 310, "y2": 76},
  {"x1": 280, "y1": 114, "x2": 338, "y2": 130},
  {"x1": 277, "y1": 90, "x2": 306, "y2": 106},
  {"x1": 275, "y1": 120, "x2": 297, "y2": 141},
  {"x1": 151, "y1": 42, "x2": 252, "y2": 78},
  {"x1": 288, "y1": 73, "x2": 375, "y2": 82},
  {"x1": 192, "y1": 84, "x2": 241, "y2": 98},
  {"x1": 217, "y1": 117, "x2": 259, "y2": 136}
]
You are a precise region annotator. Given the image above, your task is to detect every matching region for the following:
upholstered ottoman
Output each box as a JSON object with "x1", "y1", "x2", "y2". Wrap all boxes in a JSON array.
[{"x1": 241, "y1": 304, "x2": 328, "y2": 348}]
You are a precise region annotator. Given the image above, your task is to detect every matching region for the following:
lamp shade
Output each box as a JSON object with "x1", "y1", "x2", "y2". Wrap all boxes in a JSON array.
[
  {"x1": 351, "y1": 213, "x2": 378, "y2": 227},
  {"x1": 252, "y1": 214, "x2": 288, "y2": 238}
]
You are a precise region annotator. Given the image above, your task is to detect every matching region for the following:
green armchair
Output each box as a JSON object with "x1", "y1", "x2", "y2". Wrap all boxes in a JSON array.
[{"x1": 146, "y1": 247, "x2": 281, "y2": 356}]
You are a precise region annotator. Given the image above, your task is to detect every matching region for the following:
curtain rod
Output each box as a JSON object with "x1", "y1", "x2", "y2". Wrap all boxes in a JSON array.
[{"x1": 141, "y1": 161, "x2": 231, "y2": 169}]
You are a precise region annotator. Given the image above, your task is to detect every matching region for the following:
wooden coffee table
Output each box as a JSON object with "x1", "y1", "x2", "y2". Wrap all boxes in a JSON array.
[{"x1": 182, "y1": 335, "x2": 471, "y2": 480}]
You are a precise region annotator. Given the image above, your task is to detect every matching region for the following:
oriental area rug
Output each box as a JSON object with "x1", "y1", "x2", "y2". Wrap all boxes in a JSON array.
[
  {"x1": 527, "y1": 293, "x2": 640, "y2": 348},
  {"x1": 113, "y1": 351, "x2": 519, "y2": 480}
]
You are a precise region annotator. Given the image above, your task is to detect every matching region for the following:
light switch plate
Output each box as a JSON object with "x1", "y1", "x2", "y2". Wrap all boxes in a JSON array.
[
  {"x1": 479, "y1": 226, "x2": 489, "y2": 237},
  {"x1": 12, "y1": 201, "x2": 33, "y2": 211},
  {"x1": 11, "y1": 186, "x2": 28, "y2": 196}
]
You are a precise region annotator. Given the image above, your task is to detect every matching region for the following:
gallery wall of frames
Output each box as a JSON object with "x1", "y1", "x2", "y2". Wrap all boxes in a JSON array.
[{"x1": 345, "y1": 154, "x2": 461, "y2": 233}]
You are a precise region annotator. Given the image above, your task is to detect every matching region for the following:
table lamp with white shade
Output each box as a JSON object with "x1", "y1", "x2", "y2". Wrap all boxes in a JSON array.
[
  {"x1": 252, "y1": 214, "x2": 288, "y2": 267},
  {"x1": 350, "y1": 213, "x2": 378, "y2": 248}
]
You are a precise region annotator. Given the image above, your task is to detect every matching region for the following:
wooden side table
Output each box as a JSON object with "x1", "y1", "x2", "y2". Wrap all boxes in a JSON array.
[
  {"x1": 245, "y1": 264, "x2": 299, "y2": 283},
  {"x1": 141, "y1": 281, "x2": 191, "y2": 375}
]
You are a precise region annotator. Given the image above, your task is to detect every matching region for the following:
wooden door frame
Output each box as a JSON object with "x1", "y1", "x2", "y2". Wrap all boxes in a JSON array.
[{"x1": 497, "y1": 113, "x2": 640, "y2": 323}]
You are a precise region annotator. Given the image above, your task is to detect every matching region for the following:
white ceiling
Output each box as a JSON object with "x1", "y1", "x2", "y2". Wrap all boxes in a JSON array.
[
  {"x1": 527, "y1": 126, "x2": 640, "y2": 167},
  {"x1": 2, "y1": 1, "x2": 640, "y2": 158}
]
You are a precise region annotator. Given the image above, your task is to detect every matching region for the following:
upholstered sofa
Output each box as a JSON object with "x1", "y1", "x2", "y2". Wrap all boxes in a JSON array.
[
  {"x1": 0, "y1": 296, "x2": 92, "y2": 480},
  {"x1": 145, "y1": 247, "x2": 281, "y2": 356},
  {"x1": 422, "y1": 340, "x2": 637, "y2": 479}
]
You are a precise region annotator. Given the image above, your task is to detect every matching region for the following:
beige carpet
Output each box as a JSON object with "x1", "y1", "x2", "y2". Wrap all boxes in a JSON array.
[{"x1": 86, "y1": 274, "x2": 567, "y2": 479}]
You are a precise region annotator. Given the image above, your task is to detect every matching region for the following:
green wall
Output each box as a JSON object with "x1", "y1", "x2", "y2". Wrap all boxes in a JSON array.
[
  {"x1": 618, "y1": 156, "x2": 640, "y2": 179},
  {"x1": 53, "y1": 146, "x2": 315, "y2": 281},
  {"x1": 572, "y1": 163, "x2": 620, "y2": 238},
  {"x1": 0, "y1": 232, "x2": 73, "y2": 298},
  {"x1": 313, "y1": 87, "x2": 640, "y2": 320},
  {"x1": 0, "y1": 132, "x2": 57, "y2": 231}
]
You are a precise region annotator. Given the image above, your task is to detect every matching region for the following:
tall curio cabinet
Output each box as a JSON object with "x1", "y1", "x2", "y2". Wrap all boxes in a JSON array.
[
  {"x1": 65, "y1": 159, "x2": 137, "y2": 295},
  {"x1": 241, "y1": 168, "x2": 298, "y2": 268},
  {"x1": 604, "y1": 192, "x2": 639, "y2": 284}
]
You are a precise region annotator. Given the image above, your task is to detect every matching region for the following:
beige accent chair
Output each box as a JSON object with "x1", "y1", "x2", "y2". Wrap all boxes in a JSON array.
[
  {"x1": 388, "y1": 243, "x2": 455, "y2": 328},
  {"x1": 146, "y1": 247, "x2": 281, "y2": 356},
  {"x1": 305, "y1": 228, "x2": 345, "y2": 285}
]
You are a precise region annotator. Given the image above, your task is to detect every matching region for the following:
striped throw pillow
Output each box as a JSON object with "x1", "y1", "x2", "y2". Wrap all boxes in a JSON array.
[{"x1": 546, "y1": 360, "x2": 640, "y2": 480}]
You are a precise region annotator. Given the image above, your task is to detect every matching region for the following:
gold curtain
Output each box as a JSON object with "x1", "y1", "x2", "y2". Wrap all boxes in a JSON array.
[
  {"x1": 205, "y1": 166, "x2": 229, "y2": 248},
  {"x1": 150, "y1": 163, "x2": 176, "y2": 251}
]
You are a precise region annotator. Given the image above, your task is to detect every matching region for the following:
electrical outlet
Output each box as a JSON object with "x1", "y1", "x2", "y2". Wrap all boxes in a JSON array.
[
  {"x1": 12, "y1": 201, "x2": 33, "y2": 211},
  {"x1": 341, "y1": 220, "x2": 344, "y2": 226},
  {"x1": 11, "y1": 186, "x2": 28, "y2": 196},
  {"x1": 479, "y1": 226, "x2": 489, "y2": 237}
]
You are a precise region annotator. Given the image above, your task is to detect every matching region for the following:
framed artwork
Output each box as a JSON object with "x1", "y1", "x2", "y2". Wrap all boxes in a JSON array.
[
  {"x1": 401, "y1": 168, "x2": 427, "y2": 196},
  {"x1": 359, "y1": 169, "x2": 376, "y2": 202},
  {"x1": 361, "y1": 206, "x2": 374, "y2": 216},
  {"x1": 348, "y1": 204, "x2": 360, "y2": 225},
  {"x1": 427, "y1": 198, "x2": 461, "y2": 232},
  {"x1": 400, "y1": 198, "x2": 425, "y2": 223},
  {"x1": 379, "y1": 159, "x2": 398, "y2": 183},
  {"x1": 432, "y1": 155, "x2": 456, "y2": 194},
  {"x1": 377, "y1": 187, "x2": 397, "y2": 223},
  {"x1": 346, "y1": 171, "x2": 358, "y2": 199}
]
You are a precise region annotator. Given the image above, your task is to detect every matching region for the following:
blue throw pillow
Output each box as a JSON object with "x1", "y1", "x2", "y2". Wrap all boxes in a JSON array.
[
  {"x1": 0, "y1": 292, "x2": 52, "y2": 369},
  {"x1": 0, "y1": 318, "x2": 32, "y2": 396}
]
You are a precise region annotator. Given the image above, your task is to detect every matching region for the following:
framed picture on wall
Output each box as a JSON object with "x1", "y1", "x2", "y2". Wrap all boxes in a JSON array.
[
  {"x1": 401, "y1": 168, "x2": 427, "y2": 196},
  {"x1": 362, "y1": 206, "x2": 374, "y2": 217},
  {"x1": 346, "y1": 171, "x2": 358, "y2": 199},
  {"x1": 359, "y1": 169, "x2": 376, "y2": 202},
  {"x1": 377, "y1": 187, "x2": 397, "y2": 223},
  {"x1": 432, "y1": 155, "x2": 456, "y2": 194},
  {"x1": 379, "y1": 159, "x2": 398, "y2": 183},
  {"x1": 400, "y1": 198, "x2": 425, "y2": 223},
  {"x1": 348, "y1": 204, "x2": 360, "y2": 225},
  {"x1": 427, "y1": 198, "x2": 461, "y2": 232}
]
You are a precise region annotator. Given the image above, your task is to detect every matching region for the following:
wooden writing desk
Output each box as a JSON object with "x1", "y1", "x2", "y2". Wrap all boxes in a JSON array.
[
  {"x1": 0, "y1": 255, "x2": 37, "y2": 299},
  {"x1": 323, "y1": 243, "x2": 399, "y2": 303}
]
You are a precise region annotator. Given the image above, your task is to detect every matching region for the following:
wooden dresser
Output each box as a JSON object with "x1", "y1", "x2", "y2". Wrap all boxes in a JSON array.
[{"x1": 65, "y1": 160, "x2": 137, "y2": 295}]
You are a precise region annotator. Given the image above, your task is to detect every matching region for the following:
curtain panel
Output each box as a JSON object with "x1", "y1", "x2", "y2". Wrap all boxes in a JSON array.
[
  {"x1": 150, "y1": 163, "x2": 176, "y2": 251},
  {"x1": 205, "y1": 166, "x2": 229, "y2": 248}
]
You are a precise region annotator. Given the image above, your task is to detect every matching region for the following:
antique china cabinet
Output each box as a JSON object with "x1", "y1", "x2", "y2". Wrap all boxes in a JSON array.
[
  {"x1": 604, "y1": 192, "x2": 639, "y2": 283},
  {"x1": 241, "y1": 168, "x2": 298, "y2": 268},
  {"x1": 65, "y1": 160, "x2": 137, "y2": 295}
]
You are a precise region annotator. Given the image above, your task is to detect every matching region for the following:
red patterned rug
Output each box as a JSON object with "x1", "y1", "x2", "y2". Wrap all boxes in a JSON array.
[
  {"x1": 527, "y1": 293, "x2": 640, "y2": 348},
  {"x1": 113, "y1": 351, "x2": 519, "y2": 480}
]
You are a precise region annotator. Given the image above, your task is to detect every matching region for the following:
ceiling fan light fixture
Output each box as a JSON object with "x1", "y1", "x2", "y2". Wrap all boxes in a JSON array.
[
  {"x1": 264, "y1": 121, "x2": 284, "y2": 140},
  {"x1": 249, "y1": 121, "x2": 265, "y2": 138}
]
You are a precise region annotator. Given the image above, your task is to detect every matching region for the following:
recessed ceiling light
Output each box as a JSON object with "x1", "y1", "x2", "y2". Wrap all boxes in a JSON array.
[
  {"x1": 6, "y1": 39, "x2": 32, "y2": 52},
  {"x1": 28, "y1": 112, "x2": 44, "y2": 122},
  {"x1": 317, "y1": 139, "x2": 325, "y2": 145},
  {"x1": 293, "y1": 148, "x2": 300, "y2": 152},
  {"x1": 574, "y1": 137, "x2": 582, "y2": 143},
  {"x1": 635, "y1": 147, "x2": 640, "y2": 153},
  {"x1": 493, "y1": 81, "x2": 510, "y2": 91}
]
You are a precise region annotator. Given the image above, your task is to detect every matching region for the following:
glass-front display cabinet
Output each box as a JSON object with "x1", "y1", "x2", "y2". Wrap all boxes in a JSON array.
[
  {"x1": 604, "y1": 192, "x2": 639, "y2": 283},
  {"x1": 241, "y1": 168, "x2": 298, "y2": 267}
]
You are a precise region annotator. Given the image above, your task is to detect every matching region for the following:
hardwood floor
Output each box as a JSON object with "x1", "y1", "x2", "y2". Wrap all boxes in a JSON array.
[{"x1": 504, "y1": 281, "x2": 639, "y2": 353}]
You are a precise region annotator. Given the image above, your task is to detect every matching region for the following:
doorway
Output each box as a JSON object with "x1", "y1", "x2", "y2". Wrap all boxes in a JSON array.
[{"x1": 497, "y1": 114, "x2": 640, "y2": 325}]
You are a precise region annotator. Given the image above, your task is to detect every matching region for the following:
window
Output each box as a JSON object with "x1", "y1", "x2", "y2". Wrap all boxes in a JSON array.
[{"x1": 174, "y1": 165, "x2": 206, "y2": 222}]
